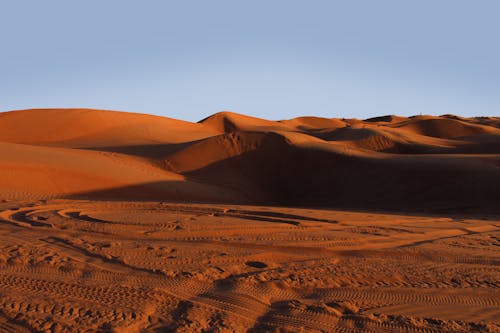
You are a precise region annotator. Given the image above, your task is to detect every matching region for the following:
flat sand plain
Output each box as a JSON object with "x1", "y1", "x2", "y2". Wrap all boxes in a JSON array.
[{"x1": 0, "y1": 200, "x2": 498, "y2": 332}]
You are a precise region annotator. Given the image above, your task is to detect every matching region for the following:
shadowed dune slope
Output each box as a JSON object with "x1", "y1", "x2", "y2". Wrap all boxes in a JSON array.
[
  {"x1": 364, "y1": 115, "x2": 409, "y2": 123},
  {"x1": 0, "y1": 109, "x2": 499, "y2": 211},
  {"x1": 165, "y1": 132, "x2": 500, "y2": 211}
]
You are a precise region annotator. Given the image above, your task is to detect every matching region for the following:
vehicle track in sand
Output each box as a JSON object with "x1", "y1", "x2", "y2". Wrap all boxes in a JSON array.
[{"x1": 0, "y1": 200, "x2": 498, "y2": 332}]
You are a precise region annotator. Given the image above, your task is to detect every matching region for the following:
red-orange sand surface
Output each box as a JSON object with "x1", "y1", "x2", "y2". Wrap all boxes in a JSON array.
[{"x1": 0, "y1": 109, "x2": 499, "y2": 332}]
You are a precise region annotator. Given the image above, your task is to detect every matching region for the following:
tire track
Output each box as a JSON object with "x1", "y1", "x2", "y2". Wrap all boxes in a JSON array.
[{"x1": 313, "y1": 287, "x2": 500, "y2": 308}]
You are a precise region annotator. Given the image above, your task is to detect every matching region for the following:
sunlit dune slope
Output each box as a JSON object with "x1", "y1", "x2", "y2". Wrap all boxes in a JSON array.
[{"x1": 0, "y1": 108, "x2": 219, "y2": 147}]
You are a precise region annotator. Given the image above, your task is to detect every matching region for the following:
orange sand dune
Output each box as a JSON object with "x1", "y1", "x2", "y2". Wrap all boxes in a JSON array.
[
  {"x1": 0, "y1": 108, "x2": 219, "y2": 147},
  {"x1": 0, "y1": 141, "x2": 244, "y2": 202},
  {"x1": 0, "y1": 108, "x2": 499, "y2": 212},
  {"x1": 394, "y1": 117, "x2": 499, "y2": 139},
  {"x1": 200, "y1": 111, "x2": 292, "y2": 133},
  {"x1": 279, "y1": 116, "x2": 347, "y2": 131}
]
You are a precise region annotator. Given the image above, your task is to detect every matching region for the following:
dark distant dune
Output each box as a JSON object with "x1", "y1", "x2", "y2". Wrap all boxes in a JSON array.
[
  {"x1": 364, "y1": 115, "x2": 408, "y2": 123},
  {"x1": 1, "y1": 108, "x2": 499, "y2": 212}
]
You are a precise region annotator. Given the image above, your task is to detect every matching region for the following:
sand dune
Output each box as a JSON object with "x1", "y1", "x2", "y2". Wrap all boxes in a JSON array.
[
  {"x1": 0, "y1": 108, "x2": 499, "y2": 332},
  {"x1": 200, "y1": 111, "x2": 292, "y2": 133},
  {"x1": 395, "y1": 117, "x2": 498, "y2": 139},
  {"x1": 279, "y1": 116, "x2": 347, "y2": 131},
  {"x1": 0, "y1": 108, "x2": 219, "y2": 147},
  {"x1": 0, "y1": 141, "x2": 245, "y2": 202},
  {"x1": 0, "y1": 108, "x2": 499, "y2": 212}
]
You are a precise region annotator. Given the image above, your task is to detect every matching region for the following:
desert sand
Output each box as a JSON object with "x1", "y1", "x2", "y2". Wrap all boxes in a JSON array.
[{"x1": 0, "y1": 108, "x2": 499, "y2": 332}]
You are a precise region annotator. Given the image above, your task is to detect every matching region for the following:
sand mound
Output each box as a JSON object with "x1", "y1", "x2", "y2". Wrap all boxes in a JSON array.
[
  {"x1": 396, "y1": 117, "x2": 499, "y2": 139},
  {"x1": 164, "y1": 132, "x2": 290, "y2": 173},
  {"x1": 0, "y1": 108, "x2": 219, "y2": 147},
  {"x1": 0, "y1": 108, "x2": 499, "y2": 211},
  {"x1": 471, "y1": 116, "x2": 500, "y2": 128},
  {"x1": 0, "y1": 141, "x2": 244, "y2": 202},
  {"x1": 279, "y1": 116, "x2": 346, "y2": 131},
  {"x1": 316, "y1": 126, "x2": 460, "y2": 153},
  {"x1": 364, "y1": 115, "x2": 408, "y2": 123},
  {"x1": 162, "y1": 132, "x2": 292, "y2": 201},
  {"x1": 320, "y1": 127, "x2": 407, "y2": 152},
  {"x1": 159, "y1": 128, "x2": 500, "y2": 210},
  {"x1": 199, "y1": 111, "x2": 290, "y2": 133}
]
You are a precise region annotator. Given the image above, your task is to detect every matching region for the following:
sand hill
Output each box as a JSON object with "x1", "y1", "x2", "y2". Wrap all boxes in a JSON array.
[{"x1": 1, "y1": 108, "x2": 499, "y2": 212}]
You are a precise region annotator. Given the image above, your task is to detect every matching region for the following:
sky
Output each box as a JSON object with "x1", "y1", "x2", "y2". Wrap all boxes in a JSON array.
[{"x1": 1, "y1": 1, "x2": 499, "y2": 121}]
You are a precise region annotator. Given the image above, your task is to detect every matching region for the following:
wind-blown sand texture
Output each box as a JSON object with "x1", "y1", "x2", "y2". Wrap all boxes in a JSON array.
[{"x1": 0, "y1": 109, "x2": 499, "y2": 332}]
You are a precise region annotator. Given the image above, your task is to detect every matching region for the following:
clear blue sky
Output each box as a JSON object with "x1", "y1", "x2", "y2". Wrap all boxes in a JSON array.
[{"x1": 1, "y1": 1, "x2": 499, "y2": 121}]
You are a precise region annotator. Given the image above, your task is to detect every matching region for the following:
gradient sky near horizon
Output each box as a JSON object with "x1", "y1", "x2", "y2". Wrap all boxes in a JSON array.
[{"x1": 1, "y1": 1, "x2": 499, "y2": 121}]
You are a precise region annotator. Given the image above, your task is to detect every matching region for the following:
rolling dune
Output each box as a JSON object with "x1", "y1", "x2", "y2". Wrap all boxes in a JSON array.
[{"x1": 1, "y1": 108, "x2": 498, "y2": 211}]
